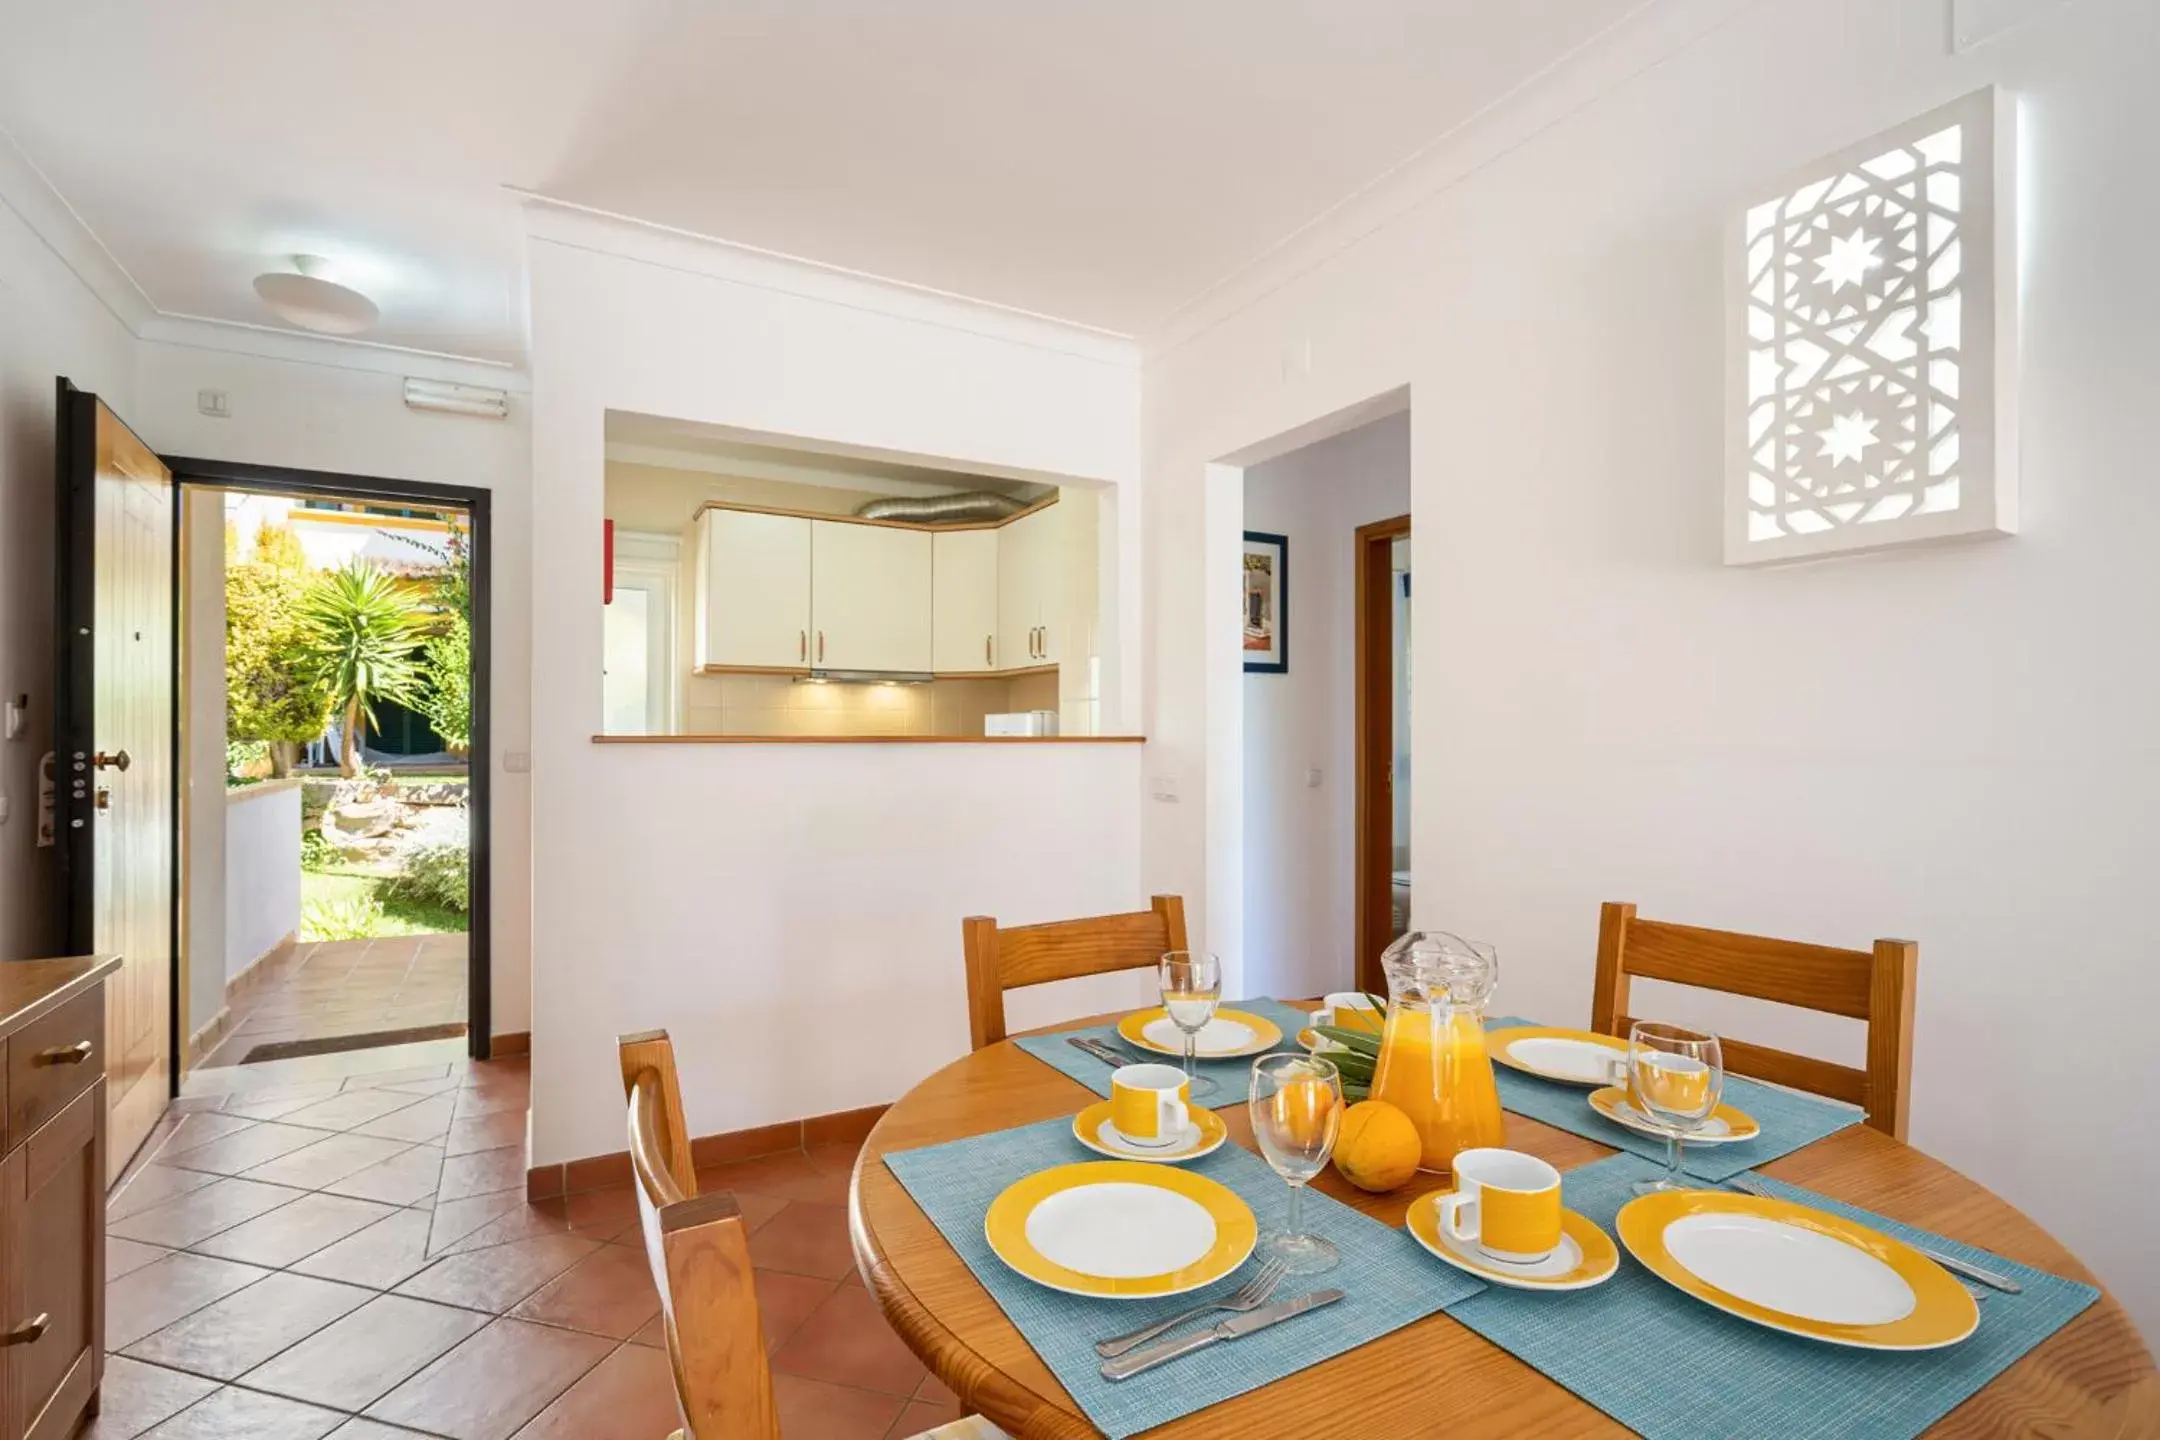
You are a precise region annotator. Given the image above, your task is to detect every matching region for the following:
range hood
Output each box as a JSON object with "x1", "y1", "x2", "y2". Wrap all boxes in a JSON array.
[{"x1": 794, "y1": 670, "x2": 937, "y2": 686}]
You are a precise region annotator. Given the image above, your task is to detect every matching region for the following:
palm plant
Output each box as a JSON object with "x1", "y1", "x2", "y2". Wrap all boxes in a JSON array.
[{"x1": 297, "y1": 560, "x2": 426, "y2": 776}]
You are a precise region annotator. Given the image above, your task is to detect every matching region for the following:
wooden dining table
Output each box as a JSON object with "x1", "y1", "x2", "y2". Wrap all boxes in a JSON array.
[{"x1": 848, "y1": 1009, "x2": 2159, "y2": 1439}]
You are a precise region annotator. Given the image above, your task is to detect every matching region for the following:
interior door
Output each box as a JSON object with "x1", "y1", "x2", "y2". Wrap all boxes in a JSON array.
[{"x1": 53, "y1": 381, "x2": 173, "y2": 1177}]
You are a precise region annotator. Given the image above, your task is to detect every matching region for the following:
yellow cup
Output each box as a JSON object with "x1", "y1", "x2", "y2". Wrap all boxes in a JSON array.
[
  {"x1": 1438, "y1": 1147, "x2": 1563, "y2": 1264},
  {"x1": 1109, "y1": 1064, "x2": 1191, "y2": 1148}
]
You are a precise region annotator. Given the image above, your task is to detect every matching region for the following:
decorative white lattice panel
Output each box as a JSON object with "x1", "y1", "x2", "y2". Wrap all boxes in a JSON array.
[{"x1": 1726, "y1": 87, "x2": 2017, "y2": 565}]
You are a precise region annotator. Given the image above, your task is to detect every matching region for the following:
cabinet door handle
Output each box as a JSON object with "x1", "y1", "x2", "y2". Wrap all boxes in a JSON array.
[
  {"x1": 1, "y1": 1314, "x2": 48, "y2": 1347},
  {"x1": 799, "y1": 630, "x2": 807, "y2": 662},
  {"x1": 816, "y1": 631, "x2": 825, "y2": 662},
  {"x1": 34, "y1": 1040, "x2": 92, "y2": 1066},
  {"x1": 985, "y1": 635, "x2": 993, "y2": 666}
]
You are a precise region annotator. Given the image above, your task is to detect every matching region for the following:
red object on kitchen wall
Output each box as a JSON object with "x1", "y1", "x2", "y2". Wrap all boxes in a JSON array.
[{"x1": 604, "y1": 518, "x2": 614, "y2": 603}]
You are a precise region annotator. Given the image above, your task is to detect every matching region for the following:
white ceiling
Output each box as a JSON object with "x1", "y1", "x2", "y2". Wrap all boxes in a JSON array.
[{"x1": 0, "y1": 0, "x2": 1639, "y2": 365}]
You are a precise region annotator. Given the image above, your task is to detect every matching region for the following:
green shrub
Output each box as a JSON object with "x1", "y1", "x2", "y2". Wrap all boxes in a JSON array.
[
  {"x1": 302, "y1": 892, "x2": 384, "y2": 941},
  {"x1": 387, "y1": 843, "x2": 469, "y2": 914},
  {"x1": 299, "y1": 828, "x2": 337, "y2": 872},
  {"x1": 226, "y1": 740, "x2": 270, "y2": 784},
  {"x1": 227, "y1": 526, "x2": 331, "y2": 760}
]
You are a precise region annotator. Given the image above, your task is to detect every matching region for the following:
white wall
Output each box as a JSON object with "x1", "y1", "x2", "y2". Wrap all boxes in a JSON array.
[
  {"x1": 132, "y1": 339, "x2": 535, "y2": 1038},
  {"x1": 1241, "y1": 412, "x2": 1409, "y2": 999},
  {"x1": 525, "y1": 206, "x2": 1145, "y2": 1165},
  {"x1": 1144, "y1": 0, "x2": 2160, "y2": 1341},
  {"x1": 224, "y1": 781, "x2": 300, "y2": 983},
  {"x1": 0, "y1": 148, "x2": 140, "y2": 957},
  {"x1": 182, "y1": 491, "x2": 227, "y2": 1042}
]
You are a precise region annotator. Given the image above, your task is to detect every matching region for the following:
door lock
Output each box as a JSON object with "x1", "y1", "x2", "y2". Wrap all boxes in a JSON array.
[
  {"x1": 93, "y1": 749, "x2": 131, "y2": 772},
  {"x1": 94, "y1": 788, "x2": 111, "y2": 811}
]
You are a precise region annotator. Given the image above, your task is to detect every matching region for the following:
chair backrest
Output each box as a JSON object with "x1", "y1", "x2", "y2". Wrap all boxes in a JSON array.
[
  {"x1": 961, "y1": 895, "x2": 1188, "y2": 1051},
  {"x1": 1590, "y1": 902, "x2": 1918, "y2": 1139},
  {"x1": 621, "y1": 1030, "x2": 778, "y2": 1440}
]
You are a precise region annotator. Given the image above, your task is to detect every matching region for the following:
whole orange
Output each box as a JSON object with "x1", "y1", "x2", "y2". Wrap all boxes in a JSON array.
[{"x1": 1331, "y1": 1099, "x2": 1421, "y2": 1193}]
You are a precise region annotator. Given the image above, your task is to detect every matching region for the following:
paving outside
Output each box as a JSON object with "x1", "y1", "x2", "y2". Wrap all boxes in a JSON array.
[
  {"x1": 98, "y1": 1040, "x2": 957, "y2": 1439},
  {"x1": 198, "y1": 936, "x2": 469, "y2": 1069}
]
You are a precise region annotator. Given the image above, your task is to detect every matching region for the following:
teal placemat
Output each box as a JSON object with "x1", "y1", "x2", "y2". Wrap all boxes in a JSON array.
[
  {"x1": 1449, "y1": 1153, "x2": 2100, "y2": 1440},
  {"x1": 1488, "y1": 1015, "x2": 1863, "y2": 1183},
  {"x1": 1013, "y1": 998, "x2": 1312, "y2": 1106},
  {"x1": 883, "y1": 1114, "x2": 1481, "y2": 1439}
]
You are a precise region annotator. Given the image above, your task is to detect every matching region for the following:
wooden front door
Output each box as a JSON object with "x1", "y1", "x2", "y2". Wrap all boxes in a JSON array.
[{"x1": 54, "y1": 383, "x2": 173, "y2": 1176}]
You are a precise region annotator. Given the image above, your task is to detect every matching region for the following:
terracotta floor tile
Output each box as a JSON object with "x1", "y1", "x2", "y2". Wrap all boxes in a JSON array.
[
  {"x1": 123, "y1": 1271, "x2": 374, "y2": 1380},
  {"x1": 452, "y1": 1087, "x2": 528, "y2": 1119},
  {"x1": 342, "y1": 1065, "x2": 454, "y2": 1091},
  {"x1": 289, "y1": 1208, "x2": 437, "y2": 1290},
  {"x1": 508, "y1": 1245, "x2": 659, "y2": 1340},
  {"x1": 440, "y1": 1198, "x2": 570, "y2": 1255},
  {"x1": 562, "y1": 1186, "x2": 640, "y2": 1241},
  {"x1": 443, "y1": 1107, "x2": 525, "y2": 1158},
  {"x1": 108, "y1": 1164, "x2": 221, "y2": 1223},
  {"x1": 366, "y1": 1317, "x2": 612, "y2": 1440},
  {"x1": 243, "y1": 1293, "x2": 490, "y2": 1412},
  {"x1": 427, "y1": 1190, "x2": 527, "y2": 1256},
  {"x1": 278, "y1": 1088, "x2": 438, "y2": 1132},
  {"x1": 886, "y1": 1398, "x2": 965, "y2": 1438},
  {"x1": 351, "y1": 1094, "x2": 457, "y2": 1144},
  {"x1": 772, "y1": 1374, "x2": 906, "y2": 1440},
  {"x1": 109, "y1": 1236, "x2": 175, "y2": 1282},
  {"x1": 326, "y1": 1421, "x2": 440, "y2": 1438},
  {"x1": 110, "y1": 1176, "x2": 305, "y2": 1254},
  {"x1": 323, "y1": 1144, "x2": 445, "y2": 1206},
  {"x1": 190, "y1": 1192, "x2": 398, "y2": 1268},
  {"x1": 213, "y1": 1083, "x2": 348, "y2": 1122},
  {"x1": 626, "y1": 1314, "x2": 664, "y2": 1348},
  {"x1": 107, "y1": 1253, "x2": 275, "y2": 1350},
  {"x1": 152, "y1": 1112, "x2": 259, "y2": 1159},
  {"x1": 755, "y1": 1270, "x2": 840, "y2": 1351},
  {"x1": 241, "y1": 1133, "x2": 421, "y2": 1190},
  {"x1": 509, "y1": 1339, "x2": 681, "y2": 1440},
  {"x1": 436, "y1": 1144, "x2": 526, "y2": 1202},
  {"x1": 138, "y1": 1385, "x2": 347, "y2": 1440},
  {"x1": 697, "y1": 1150, "x2": 850, "y2": 1206},
  {"x1": 79, "y1": 1356, "x2": 219, "y2": 1440},
  {"x1": 688, "y1": 1177, "x2": 789, "y2": 1236},
  {"x1": 770, "y1": 1283, "x2": 927, "y2": 1398},
  {"x1": 395, "y1": 1232, "x2": 602, "y2": 1313},
  {"x1": 378, "y1": 1076, "x2": 465, "y2": 1099},
  {"x1": 914, "y1": 1371, "x2": 958, "y2": 1406},
  {"x1": 745, "y1": 1202, "x2": 857, "y2": 1280},
  {"x1": 159, "y1": 1123, "x2": 342, "y2": 1179}
]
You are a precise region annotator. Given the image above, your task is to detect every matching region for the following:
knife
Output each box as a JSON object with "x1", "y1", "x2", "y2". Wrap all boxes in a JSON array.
[
  {"x1": 1100, "y1": 1288, "x2": 1345, "y2": 1381},
  {"x1": 1067, "y1": 1037, "x2": 1122, "y2": 1068}
]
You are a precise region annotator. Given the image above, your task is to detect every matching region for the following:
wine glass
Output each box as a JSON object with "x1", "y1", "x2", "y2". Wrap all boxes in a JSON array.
[
  {"x1": 1248, "y1": 1052, "x2": 1345, "y2": 1274},
  {"x1": 1626, "y1": 1021, "x2": 1724, "y2": 1196},
  {"x1": 1158, "y1": 950, "x2": 1223, "y2": 1100}
]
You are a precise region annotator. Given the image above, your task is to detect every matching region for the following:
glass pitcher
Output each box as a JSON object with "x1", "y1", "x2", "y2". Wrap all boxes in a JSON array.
[{"x1": 1370, "y1": 931, "x2": 1506, "y2": 1175}]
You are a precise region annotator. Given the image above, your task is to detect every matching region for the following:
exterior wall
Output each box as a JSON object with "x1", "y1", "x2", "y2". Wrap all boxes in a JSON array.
[{"x1": 225, "y1": 780, "x2": 301, "y2": 985}]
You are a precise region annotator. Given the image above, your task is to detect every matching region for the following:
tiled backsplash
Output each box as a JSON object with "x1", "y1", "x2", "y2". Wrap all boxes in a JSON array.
[{"x1": 684, "y1": 671, "x2": 1063, "y2": 737}]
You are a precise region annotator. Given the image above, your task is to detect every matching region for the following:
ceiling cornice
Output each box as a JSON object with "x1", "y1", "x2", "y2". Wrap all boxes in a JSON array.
[
  {"x1": 0, "y1": 122, "x2": 156, "y2": 331},
  {"x1": 1143, "y1": 0, "x2": 1742, "y2": 358}
]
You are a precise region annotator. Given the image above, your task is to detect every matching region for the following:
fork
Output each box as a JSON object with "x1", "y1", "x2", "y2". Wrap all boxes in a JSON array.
[
  {"x1": 1093, "y1": 1258, "x2": 1290, "y2": 1358},
  {"x1": 1725, "y1": 1172, "x2": 2014, "y2": 1298}
]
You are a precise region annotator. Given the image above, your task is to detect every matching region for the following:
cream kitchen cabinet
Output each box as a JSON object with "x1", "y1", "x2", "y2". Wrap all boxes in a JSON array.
[
  {"x1": 932, "y1": 529, "x2": 999, "y2": 672},
  {"x1": 997, "y1": 502, "x2": 1061, "y2": 666},
  {"x1": 810, "y1": 520, "x2": 933, "y2": 672},
  {"x1": 695, "y1": 508, "x2": 812, "y2": 669}
]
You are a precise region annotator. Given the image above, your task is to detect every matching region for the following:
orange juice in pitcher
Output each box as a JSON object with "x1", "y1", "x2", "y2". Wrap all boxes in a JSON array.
[{"x1": 1370, "y1": 932, "x2": 1505, "y2": 1176}]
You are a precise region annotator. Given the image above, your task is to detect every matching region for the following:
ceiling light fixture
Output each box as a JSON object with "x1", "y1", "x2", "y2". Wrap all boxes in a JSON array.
[
  {"x1": 252, "y1": 254, "x2": 379, "y2": 335},
  {"x1": 403, "y1": 378, "x2": 509, "y2": 420}
]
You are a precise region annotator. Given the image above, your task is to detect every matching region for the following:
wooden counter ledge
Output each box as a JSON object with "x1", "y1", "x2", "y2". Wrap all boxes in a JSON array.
[
  {"x1": 591, "y1": 733, "x2": 1145, "y2": 744},
  {"x1": 0, "y1": 954, "x2": 121, "y2": 1042}
]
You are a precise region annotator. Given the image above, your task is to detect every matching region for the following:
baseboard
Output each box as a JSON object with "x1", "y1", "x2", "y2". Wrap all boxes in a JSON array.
[
  {"x1": 185, "y1": 931, "x2": 302, "y2": 1067},
  {"x1": 489, "y1": 1031, "x2": 531, "y2": 1058},
  {"x1": 184, "y1": 1006, "x2": 232, "y2": 1069},
  {"x1": 526, "y1": 1102, "x2": 889, "y2": 1202}
]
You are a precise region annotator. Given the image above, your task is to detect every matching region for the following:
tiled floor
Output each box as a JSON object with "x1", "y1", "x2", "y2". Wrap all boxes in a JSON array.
[
  {"x1": 198, "y1": 935, "x2": 469, "y2": 1069},
  {"x1": 99, "y1": 1044, "x2": 956, "y2": 1439}
]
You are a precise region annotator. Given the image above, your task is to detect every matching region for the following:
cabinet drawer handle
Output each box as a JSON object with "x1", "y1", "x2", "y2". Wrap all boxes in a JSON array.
[
  {"x1": 35, "y1": 1041, "x2": 92, "y2": 1066},
  {"x1": 2, "y1": 1314, "x2": 48, "y2": 1347}
]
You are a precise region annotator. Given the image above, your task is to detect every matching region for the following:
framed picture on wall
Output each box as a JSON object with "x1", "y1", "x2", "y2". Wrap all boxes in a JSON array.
[{"x1": 1242, "y1": 531, "x2": 1288, "y2": 673}]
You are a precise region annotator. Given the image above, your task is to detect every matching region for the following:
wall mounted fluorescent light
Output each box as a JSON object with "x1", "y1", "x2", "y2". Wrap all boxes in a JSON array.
[
  {"x1": 796, "y1": 670, "x2": 936, "y2": 686},
  {"x1": 404, "y1": 378, "x2": 509, "y2": 419}
]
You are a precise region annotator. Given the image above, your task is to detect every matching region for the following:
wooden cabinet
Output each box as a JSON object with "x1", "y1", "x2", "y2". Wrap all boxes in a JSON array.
[
  {"x1": 810, "y1": 521, "x2": 932, "y2": 672},
  {"x1": 997, "y1": 503, "x2": 1062, "y2": 666},
  {"x1": 932, "y1": 529, "x2": 999, "y2": 672},
  {"x1": 696, "y1": 509, "x2": 811, "y2": 670},
  {"x1": 4, "y1": 1081, "x2": 102, "y2": 1440}
]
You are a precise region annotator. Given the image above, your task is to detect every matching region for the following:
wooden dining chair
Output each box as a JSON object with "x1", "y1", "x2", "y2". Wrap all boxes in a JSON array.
[
  {"x1": 961, "y1": 894, "x2": 1188, "y2": 1051},
  {"x1": 619, "y1": 1032, "x2": 1006, "y2": 1440},
  {"x1": 1590, "y1": 902, "x2": 1919, "y2": 1139}
]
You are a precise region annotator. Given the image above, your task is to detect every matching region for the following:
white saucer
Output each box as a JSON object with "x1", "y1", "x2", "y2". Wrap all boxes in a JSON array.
[{"x1": 1070, "y1": 1101, "x2": 1229, "y2": 1164}]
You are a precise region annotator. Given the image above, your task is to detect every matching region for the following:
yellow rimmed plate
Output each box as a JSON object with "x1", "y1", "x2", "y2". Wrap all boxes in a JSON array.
[
  {"x1": 1405, "y1": 1188, "x2": 1619, "y2": 1292},
  {"x1": 1488, "y1": 1026, "x2": 1629, "y2": 1086},
  {"x1": 984, "y1": 1161, "x2": 1257, "y2": 1300},
  {"x1": 1588, "y1": 1086, "x2": 1761, "y2": 1146},
  {"x1": 1616, "y1": 1190, "x2": 1979, "y2": 1350},
  {"x1": 1117, "y1": 1007, "x2": 1283, "y2": 1059},
  {"x1": 1070, "y1": 1100, "x2": 1229, "y2": 1164}
]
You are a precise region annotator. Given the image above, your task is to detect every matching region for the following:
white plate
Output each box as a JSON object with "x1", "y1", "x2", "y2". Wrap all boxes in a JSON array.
[
  {"x1": 1502, "y1": 1035, "x2": 1624, "y2": 1085},
  {"x1": 1142, "y1": 1014, "x2": 1254, "y2": 1055},
  {"x1": 1662, "y1": 1212, "x2": 1916, "y2": 1326},
  {"x1": 1025, "y1": 1182, "x2": 1218, "y2": 1279}
]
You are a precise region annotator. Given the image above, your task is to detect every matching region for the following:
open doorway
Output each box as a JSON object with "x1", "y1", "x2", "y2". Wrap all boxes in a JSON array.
[
  {"x1": 170, "y1": 459, "x2": 492, "y2": 1073},
  {"x1": 1355, "y1": 515, "x2": 1412, "y2": 992}
]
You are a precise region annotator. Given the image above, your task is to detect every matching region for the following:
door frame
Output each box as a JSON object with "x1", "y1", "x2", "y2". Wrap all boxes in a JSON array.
[
  {"x1": 1353, "y1": 513, "x2": 1410, "y2": 995},
  {"x1": 162, "y1": 456, "x2": 497, "y2": 1063}
]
